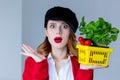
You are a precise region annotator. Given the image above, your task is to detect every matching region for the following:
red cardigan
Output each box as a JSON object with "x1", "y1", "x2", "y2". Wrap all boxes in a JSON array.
[{"x1": 23, "y1": 56, "x2": 93, "y2": 80}]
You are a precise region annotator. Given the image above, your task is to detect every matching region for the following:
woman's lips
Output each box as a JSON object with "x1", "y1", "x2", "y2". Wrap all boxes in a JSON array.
[{"x1": 54, "y1": 37, "x2": 62, "y2": 43}]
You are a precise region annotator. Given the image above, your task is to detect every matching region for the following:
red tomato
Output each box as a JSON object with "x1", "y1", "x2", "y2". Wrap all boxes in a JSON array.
[
  {"x1": 78, "y1": 36, "x2": 84, "y2": 42},
  {"x1": 85, "y1": 40, "x2": 91, "y2": 46},
  {"x1": 78, "y1": 36, "x2": 85, "y2": 45},
  {"x1": 80, "y1": 40, "x2": 85, "y2": 45}
]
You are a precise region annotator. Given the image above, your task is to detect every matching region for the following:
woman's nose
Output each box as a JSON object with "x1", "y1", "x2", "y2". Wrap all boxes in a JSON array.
[{"x1": 56, "y1": 27, "x2": 62, "y2": 34}]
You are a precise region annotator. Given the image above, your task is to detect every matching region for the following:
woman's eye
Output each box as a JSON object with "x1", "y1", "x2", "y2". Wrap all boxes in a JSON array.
[
  {"x1": 50, "y1": 25, "x2": 55, "y2": 29},
  {"x1": 63, "y1": 25, "x2": 69, "y2": 29}
]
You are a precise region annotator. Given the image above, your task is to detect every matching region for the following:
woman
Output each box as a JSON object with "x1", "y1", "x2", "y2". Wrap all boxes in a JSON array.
[{"x1": 21, "y1": 6, "x2": 106, "y2": 80}]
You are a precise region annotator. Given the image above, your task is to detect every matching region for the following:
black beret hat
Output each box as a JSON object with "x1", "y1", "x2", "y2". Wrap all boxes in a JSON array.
[{"x1": 44, "y1": 6, "x2": 78, "y2": 33}]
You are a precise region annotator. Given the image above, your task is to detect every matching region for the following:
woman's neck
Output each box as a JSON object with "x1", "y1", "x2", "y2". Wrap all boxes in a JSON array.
[
  {"x1": 51, "y1": 46, "x2": 68, "y2": 74},
  {"x1": 51, "y1": 46, "x2": 68, "y2": 61}
]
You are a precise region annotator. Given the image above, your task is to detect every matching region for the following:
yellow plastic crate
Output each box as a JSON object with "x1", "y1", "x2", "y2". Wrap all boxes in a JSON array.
[{"x1": 76, "y1": 45, "x2": 113, "y2": 66}]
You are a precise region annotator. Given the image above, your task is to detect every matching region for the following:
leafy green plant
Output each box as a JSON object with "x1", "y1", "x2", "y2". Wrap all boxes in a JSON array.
[{"x1": 79, "y1": 16, "x2": 119, "y2": 47}]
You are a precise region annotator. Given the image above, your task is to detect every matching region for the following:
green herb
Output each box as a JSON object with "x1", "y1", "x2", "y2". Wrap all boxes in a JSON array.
[{"x1": 79, "y1": 16, "x2": 119, "y2": 47}]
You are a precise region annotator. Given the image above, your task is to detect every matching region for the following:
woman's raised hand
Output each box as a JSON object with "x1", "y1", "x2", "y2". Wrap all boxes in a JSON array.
[{"x1": 20, "y1": 44, "x2": 46, "y2": 62}]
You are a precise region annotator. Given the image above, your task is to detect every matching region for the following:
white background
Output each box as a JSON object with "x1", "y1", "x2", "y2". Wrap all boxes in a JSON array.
[{"x1": 0, "y1": 0, "x2": 21, "y2": 80}]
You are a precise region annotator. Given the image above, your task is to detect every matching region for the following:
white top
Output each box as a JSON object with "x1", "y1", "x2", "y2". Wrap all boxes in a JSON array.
[{"x1": 47, "y1": 53, "x2": 74, "y2": 80}]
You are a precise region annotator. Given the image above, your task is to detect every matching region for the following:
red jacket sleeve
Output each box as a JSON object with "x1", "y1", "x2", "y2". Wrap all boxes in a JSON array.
[
  {"x1": 71, "y1": 56, "x2": 93, "y2": 80},
  {"x1": 22, "y1": 57, "x2": 49, "y2": 80}
]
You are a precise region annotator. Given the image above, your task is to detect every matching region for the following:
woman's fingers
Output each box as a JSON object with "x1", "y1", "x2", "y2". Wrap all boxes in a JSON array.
[
  {"x1": 22, "y1": 44, "x2": 33, "y2": 53},
  {"x1": 21, "y1": 44, "x2": 38, "y2": 57},
  {"x1": 23, "y1": 44, "x2": 34, "y2": 52},
  {"x1": 22, "y1": 44, "x2": 44, "y2": 58},
  {"x1": 26, "y1": 44, "x2": 35, "y2": 53}
]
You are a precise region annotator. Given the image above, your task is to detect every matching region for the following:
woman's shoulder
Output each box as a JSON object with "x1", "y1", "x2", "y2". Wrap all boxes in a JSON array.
[
  {"x1": 24, "y1": 56, "x2": 36, "y2": 64},
  {"x1": 70, "y1": 56, "x2": 80, "y2": 73},
  {"x1": 70, "y1": 56, "x2": 79, "y2": 65},
  {"x1": 70, "y1": 56, "x2": 78, "y2": 61},
  {"x1": 25, "y1": 56, "x2": 48, "y2": 65}
]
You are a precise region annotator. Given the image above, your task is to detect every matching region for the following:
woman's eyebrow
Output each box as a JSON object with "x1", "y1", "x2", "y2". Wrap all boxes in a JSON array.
[
  {"x1": 61, "y1": 22, "x2": 69, "y2": 26},
  {"x1": 49, "y1": 22, "x2": 56, "y2": 25}
]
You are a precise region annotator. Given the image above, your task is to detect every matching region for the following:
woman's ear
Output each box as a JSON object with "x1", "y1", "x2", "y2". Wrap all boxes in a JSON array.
[{"x1": 44, "y1": 28, "x2": 48, "y2": 37}]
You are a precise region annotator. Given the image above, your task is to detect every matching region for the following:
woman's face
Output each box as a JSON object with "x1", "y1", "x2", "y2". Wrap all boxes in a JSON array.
[{"x1": 45, "y1": 20, "x2": 70, "y2": 49}]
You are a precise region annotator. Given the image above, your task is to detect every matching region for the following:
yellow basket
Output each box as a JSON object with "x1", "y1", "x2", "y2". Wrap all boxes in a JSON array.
[{"x1": 76, "y1": 45, "x2": 113, "y2": 66}]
